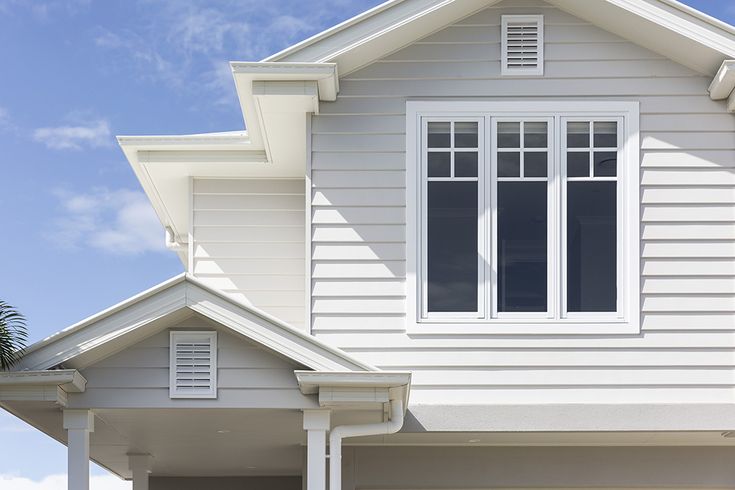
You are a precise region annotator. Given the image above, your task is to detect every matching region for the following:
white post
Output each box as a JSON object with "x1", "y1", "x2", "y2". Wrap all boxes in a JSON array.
[
  {"x1": 63, "y1": 410, "x2": 94, "y2": 490},
  {"x1": 303, "y1": 409, "x2": 330, "y2": 490},
  {"x1": 128, "y1": 454, "x2": 152, "y2": 490}
]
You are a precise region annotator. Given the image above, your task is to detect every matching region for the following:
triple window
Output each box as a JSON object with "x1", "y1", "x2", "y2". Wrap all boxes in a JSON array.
[{"x1": 412, "y1": 103, "x2": 638, "y2": 330}]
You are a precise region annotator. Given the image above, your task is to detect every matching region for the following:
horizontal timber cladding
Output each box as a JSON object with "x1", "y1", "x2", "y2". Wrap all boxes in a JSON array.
[
  {"x1": 72, "y1": 316, "x2": 313, "y2": 409},
  {"x1": 308, "y1": 0, "x2": 735, "y2": 403},
  {"x1": 192, "y1": 178, "x2": 306, "y2": 329}
]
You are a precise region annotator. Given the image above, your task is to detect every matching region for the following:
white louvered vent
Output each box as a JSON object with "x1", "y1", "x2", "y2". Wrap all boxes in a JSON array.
[
  {"x1": 170, "y1": 331, "x2": 217, "y2": 399},
  {"x1": 502, "y1": 15, "x2": 544, "y2": 76}
]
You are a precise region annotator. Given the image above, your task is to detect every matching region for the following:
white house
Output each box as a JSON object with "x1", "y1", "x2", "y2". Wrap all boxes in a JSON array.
[{"x1": 4, "y1": 0, "x2": 735, "y2": 488}]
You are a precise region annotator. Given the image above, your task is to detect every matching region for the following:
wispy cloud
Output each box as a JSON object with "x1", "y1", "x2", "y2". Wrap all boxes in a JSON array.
[
  {"x1": 0, "y1": 474, "x2": 129, "y2": 490},
  {"x1": 91, "y1": 0, "x2": 379, "y2": 109},
  {"x1": 0, "y1": 0, "x2": 91, "y2": 20},
  {"x1": 33, "y1": 119, "x2": 112, "y2": 150},
  {"x1": 0, "y1": 106, "x2": 10, "y2": 130},
  {"x1": 51, "y1": 188, "x2": 165, "y2": 255}
]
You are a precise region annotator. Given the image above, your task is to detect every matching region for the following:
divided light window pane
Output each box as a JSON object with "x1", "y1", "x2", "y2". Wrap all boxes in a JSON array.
[
  {"x1": 566, "y1": 120, "x2": 619, "y2": 313},
  {"x1": 496, "y1": 120, "x2": 549, "y2": 313},
  {"x1": 498, "y1": 181, "x2": 547, "y2": 312},
  {"x1": 425, "y1": 120, "x2": 481, "y2": 314},
  {"x1": 427, "y1": 181, "x2": 478, "y2": 312}
]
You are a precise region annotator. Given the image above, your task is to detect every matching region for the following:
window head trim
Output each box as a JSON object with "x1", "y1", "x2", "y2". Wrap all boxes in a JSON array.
[{"x1": 406, "y1": 100, "x2": 640, "y2": 335}]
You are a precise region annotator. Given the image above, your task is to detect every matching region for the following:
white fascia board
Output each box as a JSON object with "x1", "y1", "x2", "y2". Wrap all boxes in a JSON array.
[
  {"x1": 20, "y1": 273, "x2": 189, "y2": 360},
  {"x1": 266, "y1": 0, "x2": 494, "y2": 76},
  {"x1": 0, "y1": 370, "x2": 87, "y2": 393},
  {"x1": 295, "y1": 370, "x2": 412, "y2": 413},
  {"x1": 549, "y1": 0, "x2": 735, "y2": 75},
  {"x1": 263, "y1": 0, "x2": 403, "y2": 62},
  {"x1": 230, "y1": 62, "x2": 339, "y2": 100},
  {"x1": 605, "y1": 0, "x2": 735, "y2": 58},
  {"x1": 16, "y1": 274, "x2": 375, "y2": 374},
  {"x1": 117, "y1": 132, "x2": 267, "y2": 260},
  {"x1": 709, "y1": 60, "x2": 735, "y2": 100},
  {"x1": 265, "y1": 0, "x2": 735, "y2": 77}
]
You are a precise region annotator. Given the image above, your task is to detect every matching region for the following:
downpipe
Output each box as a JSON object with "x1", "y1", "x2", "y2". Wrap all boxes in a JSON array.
[{"x1": 329, "y1": 397, "x2": 405, "y2": 490}]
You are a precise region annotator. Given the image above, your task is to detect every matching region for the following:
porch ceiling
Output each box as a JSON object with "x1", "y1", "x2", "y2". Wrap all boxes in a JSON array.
[{"x1": 0, "y1": 403, "x2": 385, "y2": 480}]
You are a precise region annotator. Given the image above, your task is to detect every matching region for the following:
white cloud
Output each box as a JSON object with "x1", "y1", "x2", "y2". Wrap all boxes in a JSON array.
[
  {"x1": 91, "y1": 0, "x2": 382, "y2": 108},
  {"x1": 51, "y1": 188, "x2": 165, "y2": 256},
  {"x1": 33, "y1": 119, "x2": 112, "y2": 150},
  {"x1": 0, "y1": 106, "x2": 12, "y2": 130},
  {"x1": 0, "y1": 474, "x2": 129, "y2": 490}
]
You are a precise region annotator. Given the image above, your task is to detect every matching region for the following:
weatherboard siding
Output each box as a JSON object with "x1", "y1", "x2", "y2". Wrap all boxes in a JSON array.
[
  {"x1": 73, "y1": 316, "x2": 311, "y2": 409},
  {"x1": 309, "y1": 0, "x2": 735, "y2": 404},
  {"x1": 192, "y1": 178, "x2": 306, "y2": 329}
]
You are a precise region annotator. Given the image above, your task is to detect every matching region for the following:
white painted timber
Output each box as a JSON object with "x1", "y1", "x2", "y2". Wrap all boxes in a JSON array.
[
  {"x1": 308, "y1": 0, "x2": 735, "y2": 404},
  {"x1": 192, "y1": 179, "x2": 306, "y2": 329},
  {"x1": 72, "y1": 317, "x2": 313, "y2": 410}
]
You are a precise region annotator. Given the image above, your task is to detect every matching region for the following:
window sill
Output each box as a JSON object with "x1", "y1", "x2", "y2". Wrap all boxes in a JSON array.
[{"x1": 407, "y1": 319, "x2": 641, "y2": 335}]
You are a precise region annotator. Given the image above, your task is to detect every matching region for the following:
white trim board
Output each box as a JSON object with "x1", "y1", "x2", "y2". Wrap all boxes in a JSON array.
[
  {"x1": 15, "y1": 274, "x2": 375, "y2": 373},
  {"x1": 266, "y1": 0, "x2": 735, "y2": 76},
  {"x1": 406, "y1": 100, "x2": 640, "y2": 335}
]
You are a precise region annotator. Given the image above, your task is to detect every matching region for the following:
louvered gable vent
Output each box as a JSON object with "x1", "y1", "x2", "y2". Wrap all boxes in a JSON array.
[
  {"x1": 170, "y1": 331, "x2": 217, "y2": 399},
  {"x1": 502, "y1": 15, "x2": 544, "y2": 76}
]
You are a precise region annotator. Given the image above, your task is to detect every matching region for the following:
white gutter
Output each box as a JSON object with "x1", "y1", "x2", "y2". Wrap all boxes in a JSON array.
[
  {"x1": 329, "y1": 397, "x2": 405, "y2": 490},
  {"x1": 0, "y1": 369, "x2": 87, "y2": 393}
]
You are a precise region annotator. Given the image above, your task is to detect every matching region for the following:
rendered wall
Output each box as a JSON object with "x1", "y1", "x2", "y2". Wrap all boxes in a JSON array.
[{"x1": 342, "y1": 446, "x2": 735, "y2": 489}]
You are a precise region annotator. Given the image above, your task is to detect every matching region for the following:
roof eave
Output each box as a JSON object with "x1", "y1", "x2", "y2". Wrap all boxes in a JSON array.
[
  {"x1": 709, "y1": 60, "x2": 735, "y2": 100},
  {"x1": 17, "y1": 274, "x2": 376, "y2": 374}
]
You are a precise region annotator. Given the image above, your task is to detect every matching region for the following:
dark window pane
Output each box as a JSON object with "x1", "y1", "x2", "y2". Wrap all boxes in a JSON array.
[
  {"x1": 427, "y1": 181, "x2": 478, "y2": 312},
  {"x1": 455, "y1": 122, "x2": 479, "y2": 148},
  {"x1": 498, "y1": 182, "x2": 547, "y2": 312},
  {"x1": 498, "y1": 122, "x2": 521, "y2": 148},
  {"x1": 428, "y1": 122, "x2": 450, "y2": 148},
  {"x1": 594, "y1": 152, "x2": 617, "y2": 177},
  {"x1": 567, "y1": 181, "x2": 617, "y2": 312},
  {"x1": 567, "y1": 122, "x2": 590, "y2": 148},
  {"x1": 428, "y1": 152, "x2": 450, "y2": 177},
  {"x1": 567, "y1": 152, "x2": 590, "y2": 178},
  {"x1": 455, "y1": 152, "x2": 478, "y2": 177},
  {"x1": 594, "y1": 121, "x2": 618, "y2": 148},
  {"x1": 524, "y1": 122, "x2": 548, "y2": 148},
  {"x1": 498, "y1": 152, "x2": 521, "y2": 177},
  {"x1": 524, "y1": 152, "x2": 547, "y2": 178}
]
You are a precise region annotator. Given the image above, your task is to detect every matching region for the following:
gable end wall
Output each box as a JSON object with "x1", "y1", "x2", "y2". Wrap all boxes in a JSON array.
[{"x1": 309, "y1": 0, "x2": 735, "y2": 405}]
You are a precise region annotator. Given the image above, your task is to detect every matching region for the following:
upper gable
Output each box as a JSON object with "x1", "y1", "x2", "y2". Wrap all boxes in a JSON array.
[
  {"x1": 346, "y1": 0, "x2": 705, "y2": 83},
  {"x1": 268, "y1": 0, "x2": 735, "y2": 76},
  {"x1": 68, "y1": 313, "x2": 316, "y2": 410}
]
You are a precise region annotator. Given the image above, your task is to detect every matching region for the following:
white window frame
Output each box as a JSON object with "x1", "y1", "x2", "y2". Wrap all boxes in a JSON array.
[
  {"x1": 169, "y1": 330, "x2": 218, "y2": 399},
  {"x1": 421, "y1": 117, "x2": 486, "y2": 320},
  {"x1": 406, "y1": 100, "x2": 640, "y2": 335}
]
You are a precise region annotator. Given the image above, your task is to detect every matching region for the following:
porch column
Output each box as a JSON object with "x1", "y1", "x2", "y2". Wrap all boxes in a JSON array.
[
  {"x1": 63, "y1": 410, "x2": 94, "y2": 490},
  {"x1": 303, "y1": 409, "x2": 331, "y2": 490},
  {"x1": 128, "y1": 454, "x2": 152, "y2": 490}
]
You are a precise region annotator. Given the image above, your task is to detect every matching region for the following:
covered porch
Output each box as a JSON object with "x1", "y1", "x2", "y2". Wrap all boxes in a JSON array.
[{"x1": 0, "y1": 275, "x2": 410, "y2": 490}]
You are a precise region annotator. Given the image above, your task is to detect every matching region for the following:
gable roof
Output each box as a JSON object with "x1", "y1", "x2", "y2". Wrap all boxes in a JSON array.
[
  {"x1": 17, "y1": 274, "x2": 375, "y2": 373},
  {"x1": 265, "y1": 0, "x2": 735, "y2": 76}
]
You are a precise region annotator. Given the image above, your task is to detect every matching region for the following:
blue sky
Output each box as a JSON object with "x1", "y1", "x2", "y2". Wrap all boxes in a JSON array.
[{"x1": 0, "y1": 0, "x2": 733, "y2": 488}]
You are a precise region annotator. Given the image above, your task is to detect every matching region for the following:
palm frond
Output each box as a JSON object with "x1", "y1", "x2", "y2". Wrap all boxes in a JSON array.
[{"x1": 0, "y1": 301, "x2": 28, "y2": 370}]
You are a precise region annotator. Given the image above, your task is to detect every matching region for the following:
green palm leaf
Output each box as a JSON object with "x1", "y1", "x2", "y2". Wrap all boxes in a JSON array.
[{"x1": 0, "y1": 301, "x2": 28, "y2": 370}]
